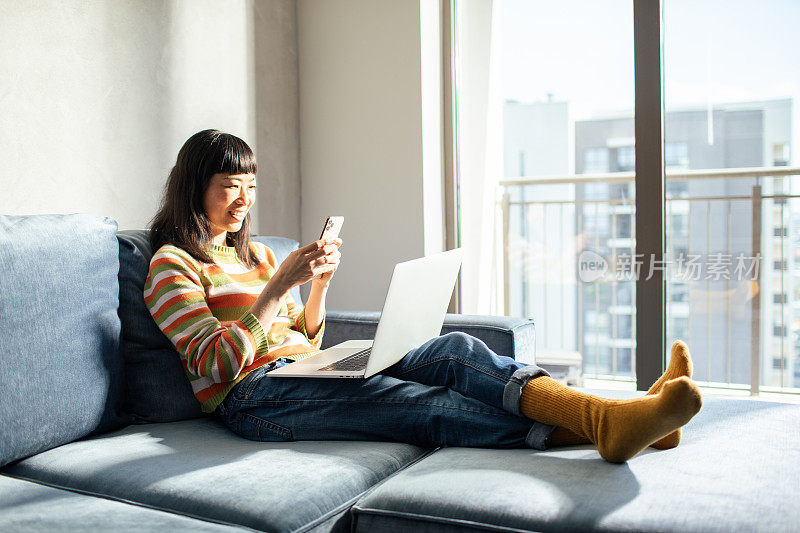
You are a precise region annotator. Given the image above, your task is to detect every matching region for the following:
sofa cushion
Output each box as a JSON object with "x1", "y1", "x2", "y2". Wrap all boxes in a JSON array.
[
  {"x1": 323, "y1": 311, "x2": 536, "y2": 362},
  {"x1": 0, "y1": 214, "x2": 126, "y2": 468},
  {"x1": 4, "y1": 418, "x2": 430, "y2": 533},
  {"x1": 117, "y1": 230, "x2": 202, "y2": 423},
  {"x1": 351, "y1": 392, "x2": 800, "y2": 533},
  {"x1": 0, "y1": 475, "x2": 244, "y2": 532},
  {"x1": 116, "y1": 230, "x2": 301, "y2": 423}
]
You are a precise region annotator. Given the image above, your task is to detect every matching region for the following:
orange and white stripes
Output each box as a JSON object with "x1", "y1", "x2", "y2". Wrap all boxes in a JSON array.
[{"x1": 144, "y1": 242, "x2": 323, "y2": 412}]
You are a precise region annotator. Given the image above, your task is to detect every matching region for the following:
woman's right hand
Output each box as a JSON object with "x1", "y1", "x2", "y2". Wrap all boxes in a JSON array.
[{"x1": 269, "y1": 240, "x2": 340, "y2": 294}]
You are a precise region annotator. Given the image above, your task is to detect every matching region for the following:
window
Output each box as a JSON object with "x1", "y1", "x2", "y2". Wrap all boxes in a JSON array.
[
  {"x1": 670, "y1": 212, "x2": 686, "y2": 234},
  {"x1": 665, "y1": 142, "x2": 689, "y2": 168},
  {"x1": 773, "y1": 143, "x2": 790, "y2": 166},
  {"x1": 584, "y1": 148, "x2": 610, "y2": 174},
  {"x1": 666, "y1": 179, "x2": 688, "y2": 199},
  {"x1": 614, "y1": 213, "x2": 632, "y2": 239},
  {"x1": 671, "y1": 282, "x2": 688, "y2": 303},
  {"x1": 616, "y1": 282, "x2": 633, "y2": 305},
  {"x1": 617, "y1": 315, "x2": 633, "y2": 339},
  {"x1": 672, "y1": 316, "x2": 689, "y2": 339},
  {"x1": 456, "y1": 0, "x2": 799, "y2": 392},
  {"x1": 615, "y1": 146, "x2": 635, "y2": 172},
  {"x1": 617, "y1": 348, "x2": 633, "y2": 373},
  {"x1": 664, "y1": 0, "x2": 800, "y2": 392},
  {"x1": 609, "y1": 183, "x2": 632, "y2": 201}
]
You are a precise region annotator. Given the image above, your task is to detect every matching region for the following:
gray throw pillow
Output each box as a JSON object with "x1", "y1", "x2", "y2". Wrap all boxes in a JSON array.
[
  {"x1": 0, "y1": 214, "x2": 127, "y2": 467},
  {"x1": 116, "y1": 230, "x2": 301, "y2": 423}
]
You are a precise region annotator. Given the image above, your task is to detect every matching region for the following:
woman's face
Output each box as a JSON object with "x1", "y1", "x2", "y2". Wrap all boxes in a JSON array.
[{"x1": 203, "y1": 172, "x2": 257, "y2": 245}]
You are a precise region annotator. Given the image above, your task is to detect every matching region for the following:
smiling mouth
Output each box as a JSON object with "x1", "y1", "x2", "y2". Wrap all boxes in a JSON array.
[{"x1": 229, "y1": 210, "x2": 248, "y2": 221}]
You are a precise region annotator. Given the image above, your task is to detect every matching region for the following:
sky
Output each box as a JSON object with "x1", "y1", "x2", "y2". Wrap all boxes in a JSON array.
[{"x1": 498, "y1": 0, "x2": 800, "y2": 164}]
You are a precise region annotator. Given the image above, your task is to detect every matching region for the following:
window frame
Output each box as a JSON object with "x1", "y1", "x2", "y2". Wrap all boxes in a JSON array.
[{"x1": 444, "y1": 0, "x2": 669, "y2": 390}]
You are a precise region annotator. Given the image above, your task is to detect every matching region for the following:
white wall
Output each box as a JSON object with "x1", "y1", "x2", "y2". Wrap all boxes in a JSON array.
[
  {"x1": 297, "y1": 0, "x2": 443, "y2": 310},
  {"x1": 0, "y1": 0, "x2": 300, "y2": 238},
  {"x1": 3, "y1": 0, "x2": 444, "y2": 310},
  {"x1": 251, "y1": 0, "x2": 302, "y2": 240}
]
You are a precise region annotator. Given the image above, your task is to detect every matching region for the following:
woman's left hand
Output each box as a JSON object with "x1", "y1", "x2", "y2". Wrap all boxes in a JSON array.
[{"x1": 312, "y1": 238, "x2": 342, "y2": 289}]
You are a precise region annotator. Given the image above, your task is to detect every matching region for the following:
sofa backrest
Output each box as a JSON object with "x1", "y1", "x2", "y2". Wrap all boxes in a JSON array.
[
  {"x1": 0, "y1": 214, "x2": 127, "y2": 468},
  {"x1": 117, "y1": 230, "x2": 301, "y2": 423}
]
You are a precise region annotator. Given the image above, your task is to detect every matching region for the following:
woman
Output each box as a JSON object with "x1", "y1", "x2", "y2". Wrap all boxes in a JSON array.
[{"x1": 145, "y1": 129, "x2": 702, "y2": 464}]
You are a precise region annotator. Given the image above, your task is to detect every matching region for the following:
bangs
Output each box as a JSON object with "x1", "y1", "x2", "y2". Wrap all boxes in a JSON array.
[{"x1": 212, "y1": 134, "x2": 257, "y2": 176}]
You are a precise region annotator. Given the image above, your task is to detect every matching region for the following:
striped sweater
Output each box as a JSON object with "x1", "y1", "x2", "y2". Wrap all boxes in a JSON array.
[{"x1": 144, "y1": 242, "x2": 324, "y2": 412}]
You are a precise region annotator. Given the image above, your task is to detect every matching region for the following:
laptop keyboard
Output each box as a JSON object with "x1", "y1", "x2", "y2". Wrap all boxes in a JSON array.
[{"x1": 318, "y1": 348, "x2": 372, "y2": 371}]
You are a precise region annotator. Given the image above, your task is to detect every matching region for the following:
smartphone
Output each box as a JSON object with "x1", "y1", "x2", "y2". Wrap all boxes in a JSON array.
[{"x1": 319, "y1": 216, "x2": 344, "y2": 241}]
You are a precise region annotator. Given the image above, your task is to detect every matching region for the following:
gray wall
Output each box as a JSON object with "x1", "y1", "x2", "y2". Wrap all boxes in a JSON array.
[
  {"x1": 0, "y1": 0, "x2": 301, "y2": 239},
  {"x1": 2, "y1": 0, "x2": 444, "y2": 312},
  {"x1": 297, "y1": 0, "x2": 443, "y2": 311}
]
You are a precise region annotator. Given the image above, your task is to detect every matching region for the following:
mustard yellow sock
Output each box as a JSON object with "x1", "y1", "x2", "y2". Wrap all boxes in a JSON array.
[
  {"x1": 646, "y1": 340, "x2": 694, "y2": 449},
  {"x1": 550, "y1": 340, "x2": 695, "y2": 450},
  {"x1": 520, "y1": 375, "x2": 702, "y2": 463},
  {"x1": 550, "y1": 425, "x2": 592, "y2": 447}
]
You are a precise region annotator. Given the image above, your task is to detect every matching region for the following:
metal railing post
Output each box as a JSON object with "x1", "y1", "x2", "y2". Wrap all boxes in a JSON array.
[{"x1": 751, "y1": 184, "x2": 762, "y2": 395}]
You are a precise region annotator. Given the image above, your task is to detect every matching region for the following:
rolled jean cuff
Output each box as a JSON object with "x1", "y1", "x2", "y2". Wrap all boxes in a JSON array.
[
  {"x1": 502, "y1": 364, "x2": 551, "y2": 416},
  {"x1": 525, "y1": 421, "x2": 557, "y2": 450}
]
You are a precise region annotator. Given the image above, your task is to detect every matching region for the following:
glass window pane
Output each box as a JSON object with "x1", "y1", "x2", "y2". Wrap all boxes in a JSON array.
[
  {"x1": 665, "y1": 0, "x2": 800, "y2": 392},
  {"x1": 494, "y1": 0, "x2": 635, "y2": 383}
]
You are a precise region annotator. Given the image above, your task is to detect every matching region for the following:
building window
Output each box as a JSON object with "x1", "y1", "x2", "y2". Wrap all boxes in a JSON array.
[
  {"x1": 670, "y1": 212, "x2": 687, "y2": 234},
  {"x1": 583, "y1": 148, "x2": 609, "y2": 174},
  {"x1": 617, "y1": 348, "x2": 633, "y2": 373},
  {"x1": 671, "y1": 316, "x2": 689, "y2": 339},
  {"x1": 774, "y1": 259, "x2": 788, "y2": 270},
  {"x1": 616, "y1": 146, "x2": 635, "y2": 172},
  {"x1": 616, "y1": 282, "x2": 633, "y2": 305},
  {"x1": 666, "y1": 179, "x2": 688, "y2": 198},
  {"x1": 773, "y1": 324, "x2": 787, "y2": 337},
  {"x1": 671, "y1": 282, "x2": 688, "y2": 303},
  {"x1": 774, "y1": 292, "x2": 788, "y2": 304},
  {"x1": 617, "y1": 315, "x2": 633, "y2": 339},
  {"x1": 773, "y1": 143, "x2": 790, "y2": 166},
  {"x1": 665, "y1": 142, "x2": 689, "y2": 168},
  {"x1": 614, "y1": 213, "x2": 632, "y2": 239}
]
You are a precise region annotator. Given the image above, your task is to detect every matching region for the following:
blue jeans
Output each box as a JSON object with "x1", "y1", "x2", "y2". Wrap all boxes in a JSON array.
[{"x1": 217, "y1": 332, "x2": 556, "y2": 450}]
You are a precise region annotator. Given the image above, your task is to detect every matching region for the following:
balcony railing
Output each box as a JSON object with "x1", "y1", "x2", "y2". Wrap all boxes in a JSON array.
[{"x1": 498, "y1": 166, "x2": 800, "y2": 396}]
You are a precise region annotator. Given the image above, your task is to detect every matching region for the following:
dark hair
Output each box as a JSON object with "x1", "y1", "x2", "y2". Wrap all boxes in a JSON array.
[{"x1": 149, "y1": 129, "x2": 259, "y2": 267}]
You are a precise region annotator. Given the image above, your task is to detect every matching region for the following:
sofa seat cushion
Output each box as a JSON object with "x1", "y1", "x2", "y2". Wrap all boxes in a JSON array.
[
  {"x1": 4, "y1": 418, "x2": 429, "y2": 533},
  {"x1": 0, "y1": 475, "x2": 244, "y2": 532},
  {"x1": 352, "y1": 392, "x2": 800, "y2": 533}
]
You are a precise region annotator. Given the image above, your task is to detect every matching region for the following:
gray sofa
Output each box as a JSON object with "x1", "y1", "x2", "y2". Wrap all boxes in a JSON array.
[{"x1": 1, "y1": 213, "x2": 799, "y2": 533}]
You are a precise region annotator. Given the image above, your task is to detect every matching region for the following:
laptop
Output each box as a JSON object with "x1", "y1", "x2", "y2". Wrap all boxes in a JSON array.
[{"x1": 267, "y1": 248, "x2": 463, "y2": 379}]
